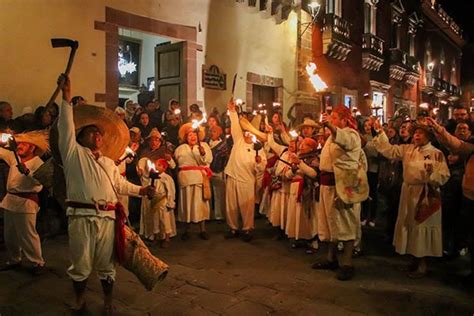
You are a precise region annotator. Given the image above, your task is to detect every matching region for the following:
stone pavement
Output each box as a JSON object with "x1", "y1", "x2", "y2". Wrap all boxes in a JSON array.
[{"x1": 0, "y1": 219, "x2": 473, "y2": 316}]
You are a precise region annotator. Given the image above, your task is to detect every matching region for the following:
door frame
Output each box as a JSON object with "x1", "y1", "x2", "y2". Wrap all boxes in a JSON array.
[
  {"x1": 246, "y1": 72, "x2": 283, "y2": 111},
  {"x1": 95, "y1": 7, "x2": 201, "y2": 109}
]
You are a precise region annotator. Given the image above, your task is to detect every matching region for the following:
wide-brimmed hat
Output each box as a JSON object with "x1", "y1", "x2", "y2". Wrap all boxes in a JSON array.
[
  {"x1": 50, "y1": 104, "x2": 130, "y2": 162},
  {"x1": 178, "y1": 123, "x2": 205, "y2": 143},
  {"x1": 14, "y1": 130, "x2": 50, "y2": 156},
  {"x1": 146, "y1": 128, "x2": 162, "y2": 139},
  {"x1": 296, "y1": 118, "x2": 320, "y2": 131}
]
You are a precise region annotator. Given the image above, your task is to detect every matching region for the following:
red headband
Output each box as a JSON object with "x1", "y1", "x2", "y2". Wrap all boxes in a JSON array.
[{"x1": 332, "y1": 105, "x2": 358, "y2": 130}]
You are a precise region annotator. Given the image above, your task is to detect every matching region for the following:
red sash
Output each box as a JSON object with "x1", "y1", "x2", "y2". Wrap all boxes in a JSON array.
[
  {"x1": 320, "y1": 172, "x2": 335, "y2": 186},
  {"x1": 180, "y1": 166, "x2": 213, "y2": 178},
  {"x1": 9, "y1": 192, "x2": 39, "y2": 204}
]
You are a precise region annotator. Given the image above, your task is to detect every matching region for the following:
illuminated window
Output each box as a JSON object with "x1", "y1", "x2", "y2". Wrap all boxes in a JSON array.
[
  {"x1": 372, "y1": 91, "x2": 386, "y2": 122},
  {"x1": 326, "y1": 0, "x2": 342, "y2": 16}
]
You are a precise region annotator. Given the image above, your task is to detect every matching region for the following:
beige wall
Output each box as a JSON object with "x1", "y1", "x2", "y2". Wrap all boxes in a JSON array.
[
  {"x1": 0, "y1": 0, "x2": 297, "y2": 118},
  {"x1": 204, "y1": 1, "x2": 298, "y2": 116}
]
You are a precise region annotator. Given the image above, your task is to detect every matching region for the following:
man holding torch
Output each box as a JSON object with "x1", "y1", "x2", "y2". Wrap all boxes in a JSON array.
[
  {"x1": 224, "y1": 99, "x2": 266, "y2": 242},
  {"x1": 312, "y1": 105, "x2": 368, "y2": 281},
  {"x1": 0, "y1": 130, "x2": 49, "y2": 275}
]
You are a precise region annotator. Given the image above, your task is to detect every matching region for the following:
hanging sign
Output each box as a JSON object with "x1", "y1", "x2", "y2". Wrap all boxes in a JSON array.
[{"x1": 202, "y1": 65, "x2": 226, "y2": 90}]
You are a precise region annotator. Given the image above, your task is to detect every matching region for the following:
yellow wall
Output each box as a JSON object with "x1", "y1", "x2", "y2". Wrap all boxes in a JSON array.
[
  {"x1": 205, "y1": 1, "x2": 298, "y2": 115},
  {"x1": 0, "y1": 0, "x2": 297, "y2": 118}
]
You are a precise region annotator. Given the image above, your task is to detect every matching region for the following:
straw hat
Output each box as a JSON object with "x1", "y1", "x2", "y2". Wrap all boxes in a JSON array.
[
  {"x1": 14, "y1": 130, "x2": 50, "y2": 156},
  {"x1": 296, "y1": 118, "x2": 320, "y2": 131},
  {"x1": 178, "y1": 123, "x2": 205, "y2": 143},
  {"x1": 50, "y1": 104, "x2": 130, "y2": 162},
  {"x1": 146, "y1": 128, "x2": 162, "y2": 139}
]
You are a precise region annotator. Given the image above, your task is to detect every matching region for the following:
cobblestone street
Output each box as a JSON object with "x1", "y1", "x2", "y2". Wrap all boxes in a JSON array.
[{"x1": 0, "y1": 219, "x2": 473, "y2": 316}]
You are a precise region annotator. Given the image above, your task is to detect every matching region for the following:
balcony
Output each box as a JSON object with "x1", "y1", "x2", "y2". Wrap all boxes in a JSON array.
[
  {"x1": 322, "y1": 13, "x2": 352, "y2": 61},
  {"x1": 362, "y1": 33, "x2": 384, "y2": 71},
  {"x1": 389, "y1": 48, "x2": 408, "y2": 81},
  {"x1": 422, "y1": 75, "x2": 461, "y2": 100},
  {"x1": 404, "y1": 56, "x2": 421, "y2": 86}
]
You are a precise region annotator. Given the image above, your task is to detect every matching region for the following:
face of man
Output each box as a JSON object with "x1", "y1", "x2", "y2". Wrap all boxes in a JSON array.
[
  {"x1": 453, "y1": 108, "x2": 468, "y2": 123},
  {"x1": 330, "y1": 112, "x2": 347, "y2": 129},
  {"x1": 299, "y1": 140, "x2": 313, "y2": 154},
  {"x1": 0, "y1": 103, "x2": 13, "y2": 121},
  {"x1": 455, "y1": 123, "x2": 471, "y2": 140},
  {"x1": 78, "y1": 125, "x2": 103, "y2": 151},
  {"x1": 130, "y1": 131, "x2": 141, "y2": 143},
  {"x1": 302, "y1": 126, "x2": 315, "y2": 138},
  {"x1": 413, "y1": 128, "x2": 429, "y2": 147},
  {"x1": 16, "y1": 142, "x2": 36, "y2": 158},
  {"x1": 149, "y1": 136, "x2": 161, "y2": 151},
  {"x1": 288, "y1": 140, "x2": 297, "y2": 153}
]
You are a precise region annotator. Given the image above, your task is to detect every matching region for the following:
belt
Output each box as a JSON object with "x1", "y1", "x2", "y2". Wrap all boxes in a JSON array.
[
  {"x1": 320, "y1": 172, "x2": 335, "y2": 186},
  {"x1": 8, "y1": 192, "x2": 39, "y2": 204},
  {"x1": 65, "y1": 201, "x2": 116, "y2": 211}
]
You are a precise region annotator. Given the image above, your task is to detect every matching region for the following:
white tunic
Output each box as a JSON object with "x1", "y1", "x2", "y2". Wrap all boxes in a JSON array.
[
  {"x1": 174, "y1": 142, "x2": 213, "y2": 223},
  {"x1": 373, "y1": 132, "x2": 450, "y2": 257},
  {"x1": 0, "y1": 148, "x2": 43, "y2": 214},
  {"x1": 224, "y1": 111, "x2": 266, "y2": 183},
  {"x1": 57, "y1": 100, "x2": 141, "y2": 219}
]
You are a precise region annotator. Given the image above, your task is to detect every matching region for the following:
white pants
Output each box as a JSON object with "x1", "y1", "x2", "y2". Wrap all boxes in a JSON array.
[
  {"x1": 3, "y1": 210, "x2": 44, "y2": 266},
  {"x1": 67, "y1": 216, "x2": 116, "y2": 282},
  {"x1": 225, "y1": 177, "x2": 255, "y2": 231}
]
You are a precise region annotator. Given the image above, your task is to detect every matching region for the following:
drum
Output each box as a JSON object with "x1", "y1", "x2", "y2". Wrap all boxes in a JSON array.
[{"x1": 122, "y1": 225, "x2": 169, "y2": 291}]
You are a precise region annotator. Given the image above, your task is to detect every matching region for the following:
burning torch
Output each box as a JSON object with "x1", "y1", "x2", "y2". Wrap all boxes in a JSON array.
[
  {"x1": 117, "y1": 146, "x2": 136, "y2": 164},
  {"x1": 251, "y1": 134, "x2": 263, "y2": 159},
  {"x1": 191, "y1": 113, "x2": 207, "y2": 147},
  {"x1": 147, "y1": 160, "x2": 160, "y2": 199},
  {"x1": 0, "y1": 133, "x2": 30, "y2": 175}
]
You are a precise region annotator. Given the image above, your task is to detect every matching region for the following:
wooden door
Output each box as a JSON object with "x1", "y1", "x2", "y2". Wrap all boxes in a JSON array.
[
  {"x1": 155, "y1": 42, "x2": 186, "y2": 114},
  {"x1": 252, "y1": 84, "x2": 276, "y2": 113}
]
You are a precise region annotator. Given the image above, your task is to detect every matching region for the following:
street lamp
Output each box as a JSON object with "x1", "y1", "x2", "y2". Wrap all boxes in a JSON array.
[{"x1": 299, "y1": 1, "x2": 321, "y2": 39}]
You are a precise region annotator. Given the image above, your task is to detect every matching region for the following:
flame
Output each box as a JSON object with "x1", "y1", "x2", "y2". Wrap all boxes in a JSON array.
[
  {"x1": 317, "y1": 143, "x2": 322, "y2": 150},
  {"x1": 289, "y1": 130, "x2": 298, "y2": 138},
  {"x1": 319, "y1": 113, "x2": 323, "y2": 123},
  {"x1": 173, "y1": 108, "x2": 181, "y2": 115},
  {"x1": 306, "y1": 62, "x2": 328, "y2": 92},
  {"x1": 258, "y1": 104, "x2": 263, "y2": 109},
  {"x1": 0, "y1": 133, "x2": 13, "y2": 143},
  {"x1": 235, "y1": 99, "x2": 243, "y2": 106},
  {"x1": 252, "y1": 110, "x2": 257, "y2": 116},
  {"x1": 125, "y1": 146, "x2": 135, "y2": 156},
  {"x1": 251, "y1": 134, "x2": 258, "y2": 144},
  {"x1": 147, "y1": 159, "x2": 157, "y2": 172},
  {"x1": 273, "y1": 102, "x2": 281, "y2": 107},
  {"x1": 419, "y1": 103, "x2": 429, "y2": 109},
  {"x1": 191, "y1": 114, "x2": 208, "y2": 129}
]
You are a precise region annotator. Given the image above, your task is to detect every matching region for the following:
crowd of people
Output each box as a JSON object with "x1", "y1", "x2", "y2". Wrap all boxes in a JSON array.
[{"x1": 0, "y1": 78, "x2": 473, "y2": 313}]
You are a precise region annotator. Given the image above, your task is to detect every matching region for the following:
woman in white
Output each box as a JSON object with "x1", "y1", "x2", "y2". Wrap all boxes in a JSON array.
[
  {"x1": 137, "y1": 158, "x2": 177, "y2": 247},
  {"x1": 265, "y1": 127, "x2": 294, "y2": 238},
  {"x1": 373, "y1": 120, "x2": 450, "y2": 278},
  {"x1": 284, "y1": 138, "x2": 319, "y2": 248},
  {"x1": 174, "y1": 123, "x2": 213, "y2": 240}
]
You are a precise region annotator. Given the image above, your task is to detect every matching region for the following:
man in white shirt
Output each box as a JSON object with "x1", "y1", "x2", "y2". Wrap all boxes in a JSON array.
[
  {"x1": 57, "y1": 75, "x2": 154, "y2": 315},
  {"x1": 224, "y1": 99, "x2": 266, "y2": 242},
  {"x1": 0, "y1": 131, "x2": 48, "y2": 275}
]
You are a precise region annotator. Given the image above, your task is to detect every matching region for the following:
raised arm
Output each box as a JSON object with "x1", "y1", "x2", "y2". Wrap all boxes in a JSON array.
[
  {"x1": 0, "y1": 147, "x2": 15, "y2": 166},
  {"x1": 228, "y1": 99, "x2": 243, "y2": 141},
  {"x1": 57, "y1": 75, "x2": 78, "y2": 162},
  {"x1": 373, "y1": 132, "x2": 407, "y2": 160},
  {"x1": 266, "y1": 128, "x2": 287, "y2": 156},
  {"x1": 427, "y1": 118, "x2": 474, "y2": 156}
]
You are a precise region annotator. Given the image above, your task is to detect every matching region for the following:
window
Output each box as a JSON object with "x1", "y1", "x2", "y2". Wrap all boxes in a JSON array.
[
  {"x1": 409, "y1": 35, "x2": 415, "y2": 56},
  {"x1": 450, "y1": 57, "x2": 457, "y2": 85},
  {"x1": 326, "y1": 0, "x2": 342, "y2": 16},
  {"x1": 364, "y1": 0, "x2": 378, "y2": 34},
  {"x1": 344, "y1": 95, "x2": 356, "y2": 109},
  {"x1": 372, "y1": 91, "x2": 386, "y2": 122}
]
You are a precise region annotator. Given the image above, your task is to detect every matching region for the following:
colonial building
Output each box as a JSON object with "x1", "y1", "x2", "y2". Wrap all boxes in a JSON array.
[{"x1": 297, "y1": 0, "x2": 466, "y2": 122}]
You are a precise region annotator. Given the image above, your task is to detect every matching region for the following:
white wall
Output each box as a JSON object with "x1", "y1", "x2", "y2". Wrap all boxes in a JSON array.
[{"x1": 0, "y1": 0, "x2": 297, "y2": 118}]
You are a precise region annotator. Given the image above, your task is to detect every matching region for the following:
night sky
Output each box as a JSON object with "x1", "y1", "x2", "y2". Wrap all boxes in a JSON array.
[{"x1": 437, "y1": 0, "x2": 474, "y2": 43}]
